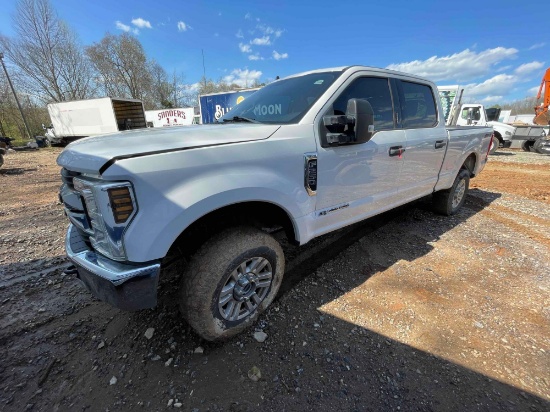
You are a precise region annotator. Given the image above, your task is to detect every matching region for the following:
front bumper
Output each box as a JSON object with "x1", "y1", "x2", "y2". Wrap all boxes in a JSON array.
[{"x1": 66, "y1": 224, "x2": 161, "y2": 311}]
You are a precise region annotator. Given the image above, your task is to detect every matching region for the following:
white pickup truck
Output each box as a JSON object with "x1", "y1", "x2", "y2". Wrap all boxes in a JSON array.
[
  {"x1": 438, "y1": 86, "x2": 515, "y2": 154},
  {"x1": 57, "y1": 66, "x2": 493, "y2": 340}
]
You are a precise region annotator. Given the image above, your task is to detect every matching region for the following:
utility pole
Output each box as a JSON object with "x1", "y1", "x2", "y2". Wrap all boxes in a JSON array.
[
  {"x1": 202, "y1": 49, "x2": 206, "y2": 89},
  {"x1": 0, "y1": 52, "x2": 32, "y2": 139}
]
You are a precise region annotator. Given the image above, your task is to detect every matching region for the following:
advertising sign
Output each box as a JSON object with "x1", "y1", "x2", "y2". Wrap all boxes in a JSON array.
[
  {"x1": 199, "y1": 89, "x2": 258, "y2": 124},
  {"x1": 145, "y1": 108, "x2": 195, "y2": 127}
]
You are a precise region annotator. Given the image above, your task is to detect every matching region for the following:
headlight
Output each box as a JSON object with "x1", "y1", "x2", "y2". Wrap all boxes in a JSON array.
[{"x1": 74, "y1": 178, "x2": 137, "y2": 261}]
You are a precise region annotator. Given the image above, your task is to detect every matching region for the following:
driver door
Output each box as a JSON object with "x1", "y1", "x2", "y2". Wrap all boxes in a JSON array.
[{"x1": 312, "y1": 74, "x2": 406, "y2": 237}]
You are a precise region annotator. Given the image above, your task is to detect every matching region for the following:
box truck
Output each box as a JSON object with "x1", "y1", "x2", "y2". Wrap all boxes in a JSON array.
[{"x1": 46, "y1": 97, "x2": 146, "y2": 145}]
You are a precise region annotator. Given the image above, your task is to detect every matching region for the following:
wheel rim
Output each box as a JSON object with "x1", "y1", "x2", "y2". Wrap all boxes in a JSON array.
[
  {"x1": 218, "y1": 257, "x2": 273, "y2": 321},
  {"x1": 452, "y1": 179, "x2": 466, "y2": 209}
]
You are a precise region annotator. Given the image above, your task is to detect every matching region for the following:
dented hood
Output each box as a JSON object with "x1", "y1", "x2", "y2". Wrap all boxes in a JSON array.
[{"x1": 56, "y1": 123, "x2": 280, "y2": 174}]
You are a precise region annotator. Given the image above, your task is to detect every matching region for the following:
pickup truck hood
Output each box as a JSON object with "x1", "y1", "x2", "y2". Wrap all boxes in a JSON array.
[{"x1": 57, "y1": 123, "x2": 280, "y2": 174}]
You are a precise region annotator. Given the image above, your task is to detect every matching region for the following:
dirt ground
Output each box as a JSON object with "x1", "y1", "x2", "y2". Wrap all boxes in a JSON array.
[{"x1": 0, "y1": 148, "x2": 549, "y2": 412}]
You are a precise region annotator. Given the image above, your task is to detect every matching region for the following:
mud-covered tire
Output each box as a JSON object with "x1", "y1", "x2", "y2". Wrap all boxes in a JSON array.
[
  {"x1": 433, "y1": 169, "x2": 470, "y2": 216},
  {"x1": 179, "y1": 226, "x2": 285, "y2": 341}
]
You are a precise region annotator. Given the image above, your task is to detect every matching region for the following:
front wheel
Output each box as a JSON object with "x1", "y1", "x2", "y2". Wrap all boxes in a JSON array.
[
  {"x1": 179, "y1": 227, "x2": 285, "y2": 341},
  {"x1": 432, "y1": 169, "x2": 470, "y2": 216},
  {"x1": 489, "y1": 137, "x2": 500, "y2": 154}
]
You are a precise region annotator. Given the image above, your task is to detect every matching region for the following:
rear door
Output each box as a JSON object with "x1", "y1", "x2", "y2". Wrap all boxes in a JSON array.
[{"x1": 397, "y1": 80, "x2": 448, "y2": 200}]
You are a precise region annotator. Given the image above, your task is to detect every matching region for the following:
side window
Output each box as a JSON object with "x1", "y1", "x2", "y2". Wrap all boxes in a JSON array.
[
  {"x1": 461, "y1": 107, "x2": 481, "y2": 121},
  {"x1": 333, "y1": 77, "x2": 395, "y2": 130},
  {"x1": 400, "y1": 81, "x2": 438, "y2": 128}
]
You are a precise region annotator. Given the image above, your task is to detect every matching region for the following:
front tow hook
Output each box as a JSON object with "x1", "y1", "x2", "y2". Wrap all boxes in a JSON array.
[{"x1": 63, "y1": 265, "x2": 78, "y2": 276}]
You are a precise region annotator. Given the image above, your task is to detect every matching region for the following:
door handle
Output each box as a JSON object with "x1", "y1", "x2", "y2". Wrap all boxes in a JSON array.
[
  {"x1": 389, "y1": 146, "x2": 405, "y2": 157},
  {"x1": 435, "y1": 140, "x2": 447, "y2": 149}
]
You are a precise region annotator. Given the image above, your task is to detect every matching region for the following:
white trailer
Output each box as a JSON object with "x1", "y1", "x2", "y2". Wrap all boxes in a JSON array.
[
  {"x1": 46, "y1": 97, "x2": 146, "y2": 145},
  {"x1": 144, "y1": 108, "x2": 196, "y2": 128}
]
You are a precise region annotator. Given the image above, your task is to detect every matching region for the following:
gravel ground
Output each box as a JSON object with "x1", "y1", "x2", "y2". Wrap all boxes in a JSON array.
[{"x1": 0, "y1": 147, "x2": 549, "y2": 411}]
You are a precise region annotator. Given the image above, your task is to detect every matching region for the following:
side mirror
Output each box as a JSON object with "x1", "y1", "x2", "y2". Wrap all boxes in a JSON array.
[
  {"x1": 347, "y1": 98, "x2": 374, "y2": 143},
  {"x1": 323, "y1": 98, "x2": 374, "y2": 146}
]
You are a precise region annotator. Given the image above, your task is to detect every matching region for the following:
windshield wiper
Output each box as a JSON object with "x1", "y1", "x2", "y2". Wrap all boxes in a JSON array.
[{"x1": 221, "y1": 116, "x2": 259, "y2": 123}]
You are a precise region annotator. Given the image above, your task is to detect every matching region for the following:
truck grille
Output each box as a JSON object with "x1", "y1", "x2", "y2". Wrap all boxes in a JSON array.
[{"x1": 61, "y1": 168, "x2": 81, "y2": 190}]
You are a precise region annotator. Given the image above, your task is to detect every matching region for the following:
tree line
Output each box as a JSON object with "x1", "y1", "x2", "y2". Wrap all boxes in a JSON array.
[{"x1": 0, "y1": 0, "x2": 256, "y2": 139}]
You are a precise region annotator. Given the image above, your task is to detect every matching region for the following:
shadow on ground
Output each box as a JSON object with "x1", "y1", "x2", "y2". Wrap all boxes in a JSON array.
[{"x1": 1, "y1": 189, "x2": 548, "y2": 411}]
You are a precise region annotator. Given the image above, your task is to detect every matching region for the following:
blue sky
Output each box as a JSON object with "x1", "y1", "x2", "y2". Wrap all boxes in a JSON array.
[{"x1": 0, "y1": 0, "x2": 546, "y2": 104}]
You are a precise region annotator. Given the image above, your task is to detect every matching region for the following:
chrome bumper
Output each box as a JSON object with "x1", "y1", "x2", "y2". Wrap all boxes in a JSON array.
[{"x1": 65, "y1": 224, "x2": 161, "y2": 310}]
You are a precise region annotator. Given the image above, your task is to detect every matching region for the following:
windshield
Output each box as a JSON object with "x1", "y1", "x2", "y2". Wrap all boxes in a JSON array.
[{"x1": 219, "y1": 71, "x2": 342, "y2": 124}]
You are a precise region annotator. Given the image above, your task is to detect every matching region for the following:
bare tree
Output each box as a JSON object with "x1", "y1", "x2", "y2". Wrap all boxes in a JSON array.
[
  {"x1": 0, "y1": 0, "x2": 95, "y2": 103},
  {"x1": 149, "y1": 61, "x2": 174, "y2": 108},
  {"x1": 86, "y1": 33, "x2": 153, "y2": 102},
  {"x1": 500, "y1": 97, "x2": 539, "y2": 116}
]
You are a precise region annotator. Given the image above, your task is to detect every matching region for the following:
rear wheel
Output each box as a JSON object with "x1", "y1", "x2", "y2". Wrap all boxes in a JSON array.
[
  {"x1": 179, "y1": 226, "x2": 285, "y2": 341},
  {"x1": 521, "y1": 140, "x2": 534, "y2": 152},
  {"x1": 534, "y1": 138, "x2": 550, "y2": 154},
  {"x1": 433, "y1": 169, "x2": 470, "y2": 216}
]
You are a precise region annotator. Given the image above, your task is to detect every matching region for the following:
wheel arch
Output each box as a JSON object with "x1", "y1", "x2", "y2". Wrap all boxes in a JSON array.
[
  {"x1": 166, "y1": 199, "x2": 299, "y2": 261},
  {"x1": 493, "y1": 130, "x2": 503, "y2": 143},
  {"x1": 462, "y1": 152, "x2": 477, "y2": 177}
]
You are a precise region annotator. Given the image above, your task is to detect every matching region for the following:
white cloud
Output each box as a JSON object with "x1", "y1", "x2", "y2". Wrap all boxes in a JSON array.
[
  {"x1": 248, "y1": 54, "x2": 263, "y2": 61},
  {"x1": 258, "y1": 25, "x2": 273, "y2": 34},
  {"x1": 245, "y1": 13, "x2": 252, "y2": 20},
  {"x1": 132, "y1": 18, "x2": 152, "y2": 29},
  {"x1": 116, "y1": 21, "x2": 138, "y2": 34},
  {"x1": 497, "y1": 65, "x2": 512, "y2": 72},
  {"x1": 223, "y1": 68, "x2": 262, "y2": 88},
  {"x1": 527, "y1": 86, "x2": 540, "y2": 95},
  {"x1": 529, "y1": 43, "x2": 545, "y2": 50},
  {"x1": 251, "y1": 36, "x2": 271, "y2": 46},
  {"x1": 239, "y1": 43, "x2": 252, "y2": 53},
  {"x1": 257, "y1": 24, "x2": 284, "y2": 38},
  {"x1": 514, "y1": 61, "x2": 545, "y2": 75},
  {"x1": 462, "y1": 74, "x2": 518, "y2": 97},
  {"x1": 185, "y1": 83, "x2": 201, "y2": 93},
  {"x1": 387, "y1": 47, "x2": 518, "y2": 82},
  {"x1": 116, "y1": 21, "x2": 131, "y2": 32},
  {"x1": 177, "y1": 21, "x2": 188, "y2": 32},
  {"x1": 480, "y1": 95, "x2": 503, "y2": 103},
  {"x1": 236, "y1": 29, "x2": 244, "y2": 38},
  {"x1": 272, "y1": 50, "x2": 288, "y2": 60}
]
